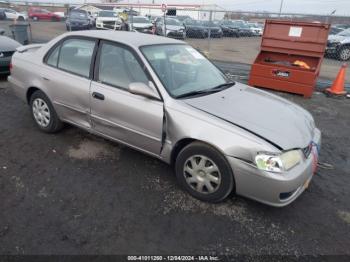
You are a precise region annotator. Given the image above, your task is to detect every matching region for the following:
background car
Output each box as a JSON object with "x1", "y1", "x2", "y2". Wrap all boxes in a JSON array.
[
  {"x1": 155, "y1": 17, "x2": 186, "y2": 39},
  {"x1": 28, "y1": 7, "x2": 61, "y2": 21},
  {"x1": 0, "y1": 8, "x2": 6, "y2": 20},
  {"x1": 174, "y1": 15, "x2": 192, "y2": 22},
  {"x1": 247, "y1": 22, "x2": 264, "y2": 36},
  {"x1": 326, "y1": 28, "x2": 350, "y2": 60},
  {"x1": 66, "y1": 10, "x2": 93, "y2": 31},
  {"x1": 1, "y1": 8, "x2": 27, "y2": 21},
  {"x1": 130, "y1": 16, "x2": 153, "y2": 33},
  {"x1": 329, "y1": 26, "x2": 344, "y2": 35},
  {"x1": 232, "y1": 21, "x2": 254, "y2": 37},
  {"x1": 96, "y1": 10, "x2": 122, "y2": 30},
  {"x1": 8, "y1": 31, "x2": 321, "y2": 206},
  {"x1": 0, "y1": 34, "x2": 21, "y2": 75},
  {"x1": 218, "y1": 20, "x2": 240, "y2": 37},
  {"x1": 200, "y1": 21, "x2": 223, "y2": 38},
  {"x1": 183, "y1": 19, "x2": 208, "y2": 38}
]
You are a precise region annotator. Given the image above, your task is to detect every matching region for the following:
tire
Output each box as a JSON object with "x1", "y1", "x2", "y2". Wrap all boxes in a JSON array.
[
  {"x1": 175, "y1": 142, "x2": 235, "y2": 202},
  {"x1": 29, "y1": 90, "x2": 63, "y2": 133},
  {"x1": 17, "y1": 16, "x2": 24, "y2": 21},
  {"x1": 338, "y1": 46, "x2": 350, "y2": 61},
  {"x1": 32, "y1": 16, "x2": 38, "y2": 21}
]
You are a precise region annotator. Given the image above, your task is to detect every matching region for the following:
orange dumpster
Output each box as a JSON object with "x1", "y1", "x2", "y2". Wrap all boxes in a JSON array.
[{"x1": 249, "y1": 20, "x2": 330, "y2": 98}]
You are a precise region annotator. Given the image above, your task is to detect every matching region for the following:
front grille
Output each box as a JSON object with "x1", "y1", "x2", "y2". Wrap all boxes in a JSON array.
[
  {"x1": 0, "y1": 65, "x2": 10, "y2": 72},
  {"x1": 0, "y1": 51, "x2": 15, "y2": 58},
  {"x1": 103, "y1": 21, "x2": 118, "y2": 25},
  {"x1": 302, "y1": 144, "x2": 312, "y2": 158}
]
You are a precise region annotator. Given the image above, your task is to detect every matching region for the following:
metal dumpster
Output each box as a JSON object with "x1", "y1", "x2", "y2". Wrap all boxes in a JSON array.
[{"x1": 249, "y1": 20, "x2": 330, "y2": 98}]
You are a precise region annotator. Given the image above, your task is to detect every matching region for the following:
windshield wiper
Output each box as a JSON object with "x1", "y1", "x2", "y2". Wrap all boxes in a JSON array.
[{"x1": 176, "y1": 82, "x2": 235, "y2": 99}]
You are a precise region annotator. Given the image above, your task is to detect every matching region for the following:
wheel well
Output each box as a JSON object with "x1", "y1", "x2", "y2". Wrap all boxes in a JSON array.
[
  {"x1": 26, "y1": 87, "x2": 40, "y2": 104},
  {"x1": 170, "y1": 138, "x2": 195, "y2": 166}
]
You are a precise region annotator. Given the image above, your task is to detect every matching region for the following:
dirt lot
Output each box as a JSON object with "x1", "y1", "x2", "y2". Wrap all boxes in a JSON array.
[
  {"x1": 1, "y1": 56, "x2": 350, "y2": 257},
  {"x1": 1, "y1": 20, "x2": 349, "y2": 83}
]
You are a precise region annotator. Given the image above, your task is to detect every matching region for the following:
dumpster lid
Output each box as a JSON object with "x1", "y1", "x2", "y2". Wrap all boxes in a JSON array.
[{"x1": 261, "y1": 20, "x2": 330, "y2": 57}]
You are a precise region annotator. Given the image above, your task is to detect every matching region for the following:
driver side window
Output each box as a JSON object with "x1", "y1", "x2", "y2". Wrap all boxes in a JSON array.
[{"x1": 97, "y1": 42, "x2": 149, "y2": 90}]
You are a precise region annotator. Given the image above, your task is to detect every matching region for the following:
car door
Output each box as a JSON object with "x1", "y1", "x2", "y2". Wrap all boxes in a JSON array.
[
  {"x1": 41, "y1": 37, "x2": 97, "y2": 129},
  {"x1": 90, "y1": 40, "x2": 164, "y2": 156}
]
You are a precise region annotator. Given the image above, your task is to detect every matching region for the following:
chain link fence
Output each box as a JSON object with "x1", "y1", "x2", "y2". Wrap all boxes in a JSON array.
[{"x1": 1, "y1": 2, "x2": 350, "y2": 85}]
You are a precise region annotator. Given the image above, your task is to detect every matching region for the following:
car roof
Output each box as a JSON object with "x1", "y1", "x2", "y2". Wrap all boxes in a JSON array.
[{"x1": 65, "y1": 30, "x2": 184, "y2": 47}]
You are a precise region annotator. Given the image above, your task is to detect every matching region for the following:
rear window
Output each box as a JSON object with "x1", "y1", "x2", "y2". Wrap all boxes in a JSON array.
[{"x1": 58, "y1": 39, "x2": 95, "y2": 77}]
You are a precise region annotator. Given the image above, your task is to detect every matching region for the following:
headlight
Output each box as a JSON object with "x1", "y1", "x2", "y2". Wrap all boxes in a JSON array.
[{"x1": 255, "y1": 150, "x2": 302, "y2": 173}]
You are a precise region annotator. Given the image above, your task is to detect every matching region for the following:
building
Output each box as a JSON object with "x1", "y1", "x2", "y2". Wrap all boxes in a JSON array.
[{"x1": 105, "y1": 3, "x2": 226, "y2": 20}]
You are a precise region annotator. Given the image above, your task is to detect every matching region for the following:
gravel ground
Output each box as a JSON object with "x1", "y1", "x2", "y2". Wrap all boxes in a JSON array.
[{"x1": 0, "y1": 70, "x2": 349, "y2": 255}]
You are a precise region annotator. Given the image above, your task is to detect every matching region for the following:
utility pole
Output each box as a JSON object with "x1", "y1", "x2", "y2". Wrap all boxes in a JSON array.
[{"x1": 279, "y1": 0, "x2": 284, "y2": 17}]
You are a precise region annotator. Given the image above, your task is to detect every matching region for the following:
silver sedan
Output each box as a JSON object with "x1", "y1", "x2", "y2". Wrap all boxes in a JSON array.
[{"x1": 8, "y1": 31, "x2": 321, "y2": 207}]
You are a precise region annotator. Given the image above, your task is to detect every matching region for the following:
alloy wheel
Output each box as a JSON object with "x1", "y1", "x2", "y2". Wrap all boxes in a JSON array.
[
  {"x1": 340, "y1": 47, "x2": 350, "y2": 61},
  {"x1": 32, "y1": 98, "x2": 51, "y2": 128}
]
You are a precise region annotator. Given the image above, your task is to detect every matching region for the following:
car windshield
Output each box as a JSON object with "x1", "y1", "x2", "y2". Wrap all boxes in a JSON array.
[
  {"x1": 70, "y1": 12, "x2": 87, "y2": 19},
  {"x1": 166, "y1": 18, "x2": 181, "y2": 26},
  {"x1": 184, "y1": 19, "x2": 201, "y2": 26},
  {"x1": 141, "y1": 44, "x2": 229, "y2": 98},
  {"x1": 99, "y1": 11, "x2": 117, "y2": 17},
  {"x1": 338, "y1": 29, "x2": 350, "y2": 36},
  {"x1": 133, "y1": 17, "x2": 150, "y2": 23},
  {"x1": 202, "y1": 21, "x2": 216, "y2": 27}
]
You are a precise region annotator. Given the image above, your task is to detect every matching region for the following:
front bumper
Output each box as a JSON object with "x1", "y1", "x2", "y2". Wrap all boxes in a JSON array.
[
  {"x1": 325, "y1": 46, "x2": 339, "y2": 55},
  {"x1": 166, "y1": 31, "x2": 186, "y2": 39},
  {"x1": 96, "y1": 22, "x2": 122, "y2": 30},
  {"x1": 0, "y1": 57, "x2": 12, "y2": 75},
  {"x1": 227, "y1": 128, "x2": 321, "y2": 207}
]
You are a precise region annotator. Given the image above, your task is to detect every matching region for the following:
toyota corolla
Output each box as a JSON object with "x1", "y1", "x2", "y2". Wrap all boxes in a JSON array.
[{"x1": 8, "y1": 31, "x2": 321, "y2": 207}]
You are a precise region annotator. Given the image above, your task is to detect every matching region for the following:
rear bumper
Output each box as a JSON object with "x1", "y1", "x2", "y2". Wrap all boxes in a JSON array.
[
  {"x1": 8, "y1": 75, "x2": 27, "y2": 102},
  {"x1": 67, "y1": 24, "x2": 91, "y2": 30},
  {"x1": 228, "y1": 128, "x2": 321, "y2": 207}
]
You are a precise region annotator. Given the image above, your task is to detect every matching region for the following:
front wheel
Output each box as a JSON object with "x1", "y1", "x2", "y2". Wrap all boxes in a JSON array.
[
  {"x1": 175, "y1": 142, "x2": 235, "y2": 202},
  {"x1": 29, "y1": 90, "x2": 63, "y2": 133}
]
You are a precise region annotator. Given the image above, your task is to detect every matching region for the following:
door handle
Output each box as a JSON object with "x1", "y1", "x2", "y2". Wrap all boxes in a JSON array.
[
  {"x1": 92, "y1": 92, "x2": 105, "y2": 101},
  {"x1": 42, "y1": 77, "x2": 50, "y2": 81}
]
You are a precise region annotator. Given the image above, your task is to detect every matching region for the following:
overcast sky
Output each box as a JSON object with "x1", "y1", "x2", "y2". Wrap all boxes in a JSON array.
[{"x1": 20, "y1": 0, "x2": 350, "y2": 15}]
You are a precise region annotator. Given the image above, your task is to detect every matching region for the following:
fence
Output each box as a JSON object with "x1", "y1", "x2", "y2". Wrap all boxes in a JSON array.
[{"x1": 1, "y1": 1, "x2": 350, "y2": 85}]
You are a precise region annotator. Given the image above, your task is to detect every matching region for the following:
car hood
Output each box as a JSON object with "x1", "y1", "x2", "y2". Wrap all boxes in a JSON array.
[
  {"x1": 0, "y1": 36, "x2": 21, "y2": 52},
  {"x1": 328, "y1": 34, "x2": 348, "y2": 43},
  {"x1": 97, "y1": 17, "x2": 121, "y2": 22},
  {"x1": 133, "y1": 23, "x2": 152, "y2": 28},
  {"x1": 183, "y1": 84, "x2": 314, "y2": 150},
  {"x1": 205, "y1": 26, "x2": 221, "y2": 30},
  {"x1": 186, "y1": 25, "x2": 206, "y2": 30}
]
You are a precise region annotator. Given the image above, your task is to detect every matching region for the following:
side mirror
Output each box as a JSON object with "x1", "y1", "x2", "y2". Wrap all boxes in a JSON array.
[{"x1": 128, "y1": 82, "x2": 160, "y2": 100}]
